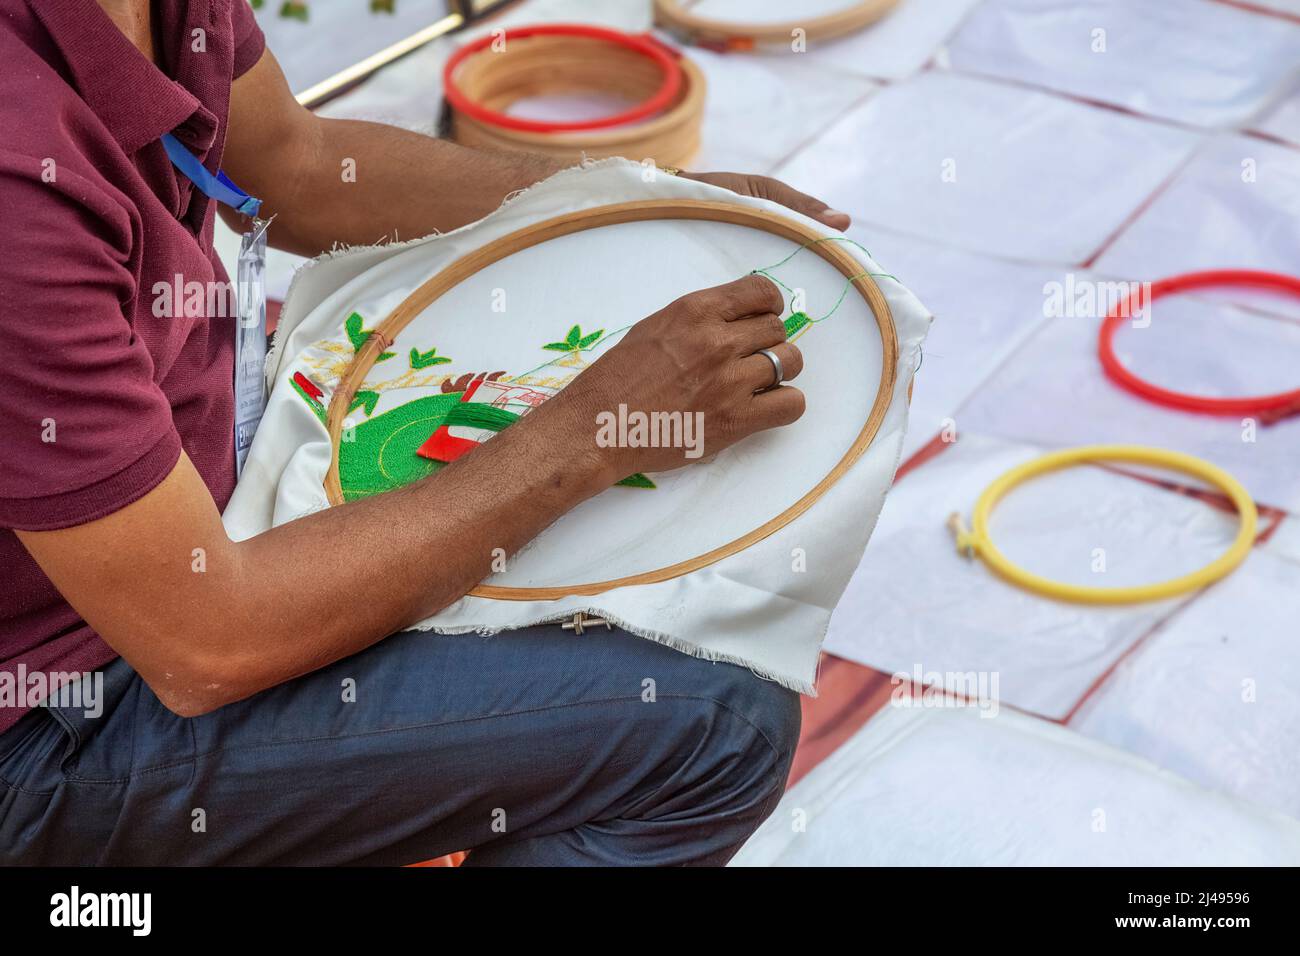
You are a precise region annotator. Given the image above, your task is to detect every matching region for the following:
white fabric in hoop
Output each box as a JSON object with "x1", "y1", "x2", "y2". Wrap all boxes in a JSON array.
[{"x1": 223, "y1": 160, "x2": 931, "y2": 693}]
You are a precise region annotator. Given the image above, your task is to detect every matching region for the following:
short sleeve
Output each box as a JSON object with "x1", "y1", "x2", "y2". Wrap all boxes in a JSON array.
[
  {"x1": 0, "y1": 159, "x2": 182, "y2": 532},
  {"x1": 231, "y1": 0, "x2": 267, "y2": 80}
]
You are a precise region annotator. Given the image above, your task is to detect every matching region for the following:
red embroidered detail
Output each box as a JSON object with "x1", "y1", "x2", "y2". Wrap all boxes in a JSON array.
[
  {"x1": 418, "y1": 379, "x2": 485, "y2": 463},
  {"x1": 441, "y1": 370, "x2": 506, "y2": 394},
  {"x1": 293, "y1": 372, "x2": 323, "y2": 400}
]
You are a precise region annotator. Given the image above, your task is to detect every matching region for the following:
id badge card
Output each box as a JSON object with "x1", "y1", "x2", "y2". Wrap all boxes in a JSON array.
[{"x1": 233, "y1": 217, "x2": 270, "y2": 476}]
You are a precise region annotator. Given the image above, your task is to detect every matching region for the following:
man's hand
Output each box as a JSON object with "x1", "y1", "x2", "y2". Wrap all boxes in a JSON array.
[
  {"x1": 679, "y1": 171, "x2": 851, "y2": 231},
  {"x1": 552, "y1": 274, "x2": 804, "y2": 480}
]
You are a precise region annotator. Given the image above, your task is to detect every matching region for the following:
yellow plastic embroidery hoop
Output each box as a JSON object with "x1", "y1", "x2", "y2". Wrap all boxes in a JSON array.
[{"x1": 948, "y1": 444, "x2": 1257, "y2": 604}]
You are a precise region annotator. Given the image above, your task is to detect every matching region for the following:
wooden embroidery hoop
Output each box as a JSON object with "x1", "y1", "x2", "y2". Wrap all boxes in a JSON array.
[
  {"x1": 654, "y1": 0, "x2": 899, "y2": 48},
  {"x1": 324, "y1": 198, "x2": 899, "y2": 600},
  {"x1": 446, "y1": 27, "x2": 706, "y2": 168}
]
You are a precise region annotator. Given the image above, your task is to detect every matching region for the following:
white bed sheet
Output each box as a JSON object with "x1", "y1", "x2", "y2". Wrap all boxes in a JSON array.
[
  {"x1": 823, "y1": 434, "x2": 1241, "y2": 719},
  {"x1": 1265, "y1": 515, "x2": 1300, "y2": 564},
  {"x1": 794, "y1": 0, "x2": 983, "y2": 81},
  {"x1": 773, "y1": 71, "x2": 1202, "y2": 264},
  {"x1": 957, "y1": 291, "x2": 1300, "y2": 511},
  {"x1": 678, "y1": 44, "x2": 878, "y2": 175},
  {"x1": 1071, "y1": 548, "x2": 1300, "y2": 821},
  {"x1": 853, "y1": 227, "x2": 1058, "y2": 460},
  {"x1": 1254, "y1": 81, "x2": 1300, "y2": 146},
  {"x1": 1094, "y1": 134, "x2": 1300, "y2": 322},
  {"x1": 733, "y1": 704, "x2": 1300, "y2": 865},
  {"x1": 947, "y1": 0, "x2": 1300, "y2": 128},
  {"x1": 254, "y1": 1, "x2": 452, "y2": 96}
]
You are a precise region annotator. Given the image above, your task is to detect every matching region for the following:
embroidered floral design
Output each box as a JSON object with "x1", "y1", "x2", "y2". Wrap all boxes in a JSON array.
[
  {"x1": 288, "y1": 318, "x2": 655, "y2": 502},
  {"x1": 409, "y1": 346, "x2": 453, "y2": 370},
  {"x1": 345, "y1": 312, "x2": 395, "y2": 362},
  {"x1": 542, "y1": 324, "x2": 604, "y2": 356},
  {"x1": 348, "y1": 390, "x2": 381, "y2": 417}
]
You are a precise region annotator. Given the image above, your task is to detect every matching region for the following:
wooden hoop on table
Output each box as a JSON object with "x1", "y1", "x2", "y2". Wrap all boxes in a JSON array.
[
  {"x1": 446, "y1": 28, "x2": 706, "y2": 168},
  {"x1": 654, "y1": 0, "x2": 899, "y2": 49},
  {"x1": 324, "y1": 199, "x2": 899, "y2": 600}
]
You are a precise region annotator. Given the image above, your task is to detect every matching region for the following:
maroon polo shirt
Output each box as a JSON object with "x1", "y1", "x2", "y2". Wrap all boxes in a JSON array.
[{"x1": 0, "y1": 0, "x2": 265, "y2": 733}]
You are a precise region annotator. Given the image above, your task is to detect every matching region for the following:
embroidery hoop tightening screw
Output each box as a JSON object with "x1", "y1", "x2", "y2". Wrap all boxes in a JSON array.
[
  {"x1": 947, "y1": 512, "x2": 977, "y2": 558},
  {"x1": 561, "y1": 612, "x2": 612, "y2": 636}
]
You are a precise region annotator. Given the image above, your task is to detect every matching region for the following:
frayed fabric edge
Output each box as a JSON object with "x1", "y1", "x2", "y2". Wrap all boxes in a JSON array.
[
  {"x1": 266, "y1": 157, "x2": 642, "y2": 382},
  {"x1": 406, "y1": 606, "x2": 818, "y2": 698}
]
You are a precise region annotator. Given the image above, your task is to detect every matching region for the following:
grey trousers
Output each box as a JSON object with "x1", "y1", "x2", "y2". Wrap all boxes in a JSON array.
[{"x1": 0, "y1": 624, "x2": 800, "y2": 865}]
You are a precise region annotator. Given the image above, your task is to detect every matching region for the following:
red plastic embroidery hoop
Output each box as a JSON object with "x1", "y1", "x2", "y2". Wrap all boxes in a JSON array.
[
  {"x1": 442, "y1": 24, "x2": 683, "y2": 134},
  {"x1": 1098, "y1": 269, "x2": 1300, "y2": 423}
]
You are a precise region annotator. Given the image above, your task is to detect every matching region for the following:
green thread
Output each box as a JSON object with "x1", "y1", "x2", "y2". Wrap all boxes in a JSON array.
[
  {"x1": 749, "y1": 236, "x2": 895, "y2": 333},
  {"x1": 757, "y1": 235, "x2": 874, "y2": 272},
  {"x1": 783, "y1": 311, "x2": 812, "y2": 338},
  {"x1": 445, "y1": 401, "x2": 519, "y2": 432},
  {"x1": 509, "y1": 323, "x2": 634, "y2": 384}
]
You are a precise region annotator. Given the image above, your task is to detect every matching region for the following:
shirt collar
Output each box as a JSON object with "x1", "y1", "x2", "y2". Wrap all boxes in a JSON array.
[{"x1": 28, "y1": 0, "x2": 217, "y2": 157}]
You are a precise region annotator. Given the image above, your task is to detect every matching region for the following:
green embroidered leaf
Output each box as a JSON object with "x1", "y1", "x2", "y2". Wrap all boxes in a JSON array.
[
  {"x1": 615, "y1": 472, "x2": 656, "y2": 489},
  {"x1": 345, "y1": 312, "x2": 366, "y2": 349},
  {"x1": 409, "y1": 347, "x2": 452, "y2": 370},
  {"x1": 349, "y1": 390, "x2": 380, "y2": 417},
  {"x1": 544, "y1": 324, "x2": 601, "y2": 353},
  {"x1": 345, "y1": 312, "x2": 395, "y2": 362}
]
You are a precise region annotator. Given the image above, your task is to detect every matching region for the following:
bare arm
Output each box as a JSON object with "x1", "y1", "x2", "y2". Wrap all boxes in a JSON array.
[
  {"x1": 19, "y1": 397, "x2": 604, "y2": 717},
  {"x1": 22, "y1": 41, "x2": 830, "y2": 717},
  {"x1": 18, "y1": 277, "x2": 803, "y2": 717},
  {"x1": 219, "y1": 48, "x2": 849, "y2": 256},
  {"x1": 219, "y1": 48, "x2": 563, "y2": 254}
]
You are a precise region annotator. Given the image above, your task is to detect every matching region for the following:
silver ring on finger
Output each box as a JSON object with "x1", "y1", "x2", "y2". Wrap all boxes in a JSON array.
[{"x1": 755, "y1": 348, "x2": 784, "y2": 393}]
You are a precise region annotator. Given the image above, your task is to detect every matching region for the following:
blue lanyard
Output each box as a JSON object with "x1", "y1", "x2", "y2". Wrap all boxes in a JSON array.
[{"x1": 161, "y1": 133, "x2": 262, "y2": 218}]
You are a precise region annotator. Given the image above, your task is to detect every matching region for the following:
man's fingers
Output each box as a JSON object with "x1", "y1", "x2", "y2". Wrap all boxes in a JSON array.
[
  {"x1": 750, "y1": 385, "x2": 807, "y2": 429},
  {"x1": 686, "y1": 273, "x2": 785, "y2": 322},
  {"x1": 760, "y1": 177, "x2": 851, "y2": 230},
  {"x1": 740, "y1": 342, "x2": 804, "y2": 392},
  {"x1": 680, "y1": 170, "x2": 851, "y2": 229},
  {"x1": 730, "y1": 312, "x2": 788, "y2": 355}
]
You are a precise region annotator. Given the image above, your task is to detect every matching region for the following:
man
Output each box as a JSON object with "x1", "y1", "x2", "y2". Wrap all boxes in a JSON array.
[{"x1": 0, "y1": 0, "x2": 848, "y2": 865}]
